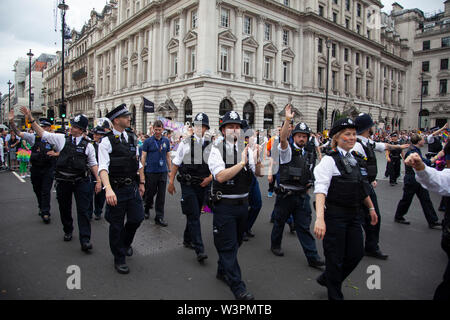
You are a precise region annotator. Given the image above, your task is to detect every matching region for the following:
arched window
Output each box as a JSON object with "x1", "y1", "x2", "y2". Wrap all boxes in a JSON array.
[
  {"x1": 184, "y1": 99, "x2": 193, "y2": 124},
  {"x1": 317, "y1": 108, "x2": 324, "y2": 133},
  {"x1": 219, "y1": 98, "x2": 233, "y2": 125},
  {"x1": 130, "y1": 105, "x2": 136, "y2": 128},
  {"x1": 331, "y1": 109, "x2": 340, "y2": 127},
  {"x1": 243, "y1": 102, "x2": 255, "y2": 128},
  {"x1": 263, "y1": 104, "x2": 275, "y2": 130},
  {"x1": 98, "y1": 109, "x2": 102, "y2": 118}
]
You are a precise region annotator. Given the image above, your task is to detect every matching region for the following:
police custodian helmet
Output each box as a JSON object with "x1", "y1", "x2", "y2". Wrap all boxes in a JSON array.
[
  {"x1": 70, "y1": 114, "x2": 89, "y2": 131},
  {"x1": 219, "y1": 111, "x2": 243, "y2": 130},
  {"x1": 354, "y1": 113, "x2": 374, "y2": 135},
  {"x1": 292, "y1": 122, "x2": 310, "y2": 136},
  {"x1": 193, "y1": 112, "x2": 210, "y2": 130}
]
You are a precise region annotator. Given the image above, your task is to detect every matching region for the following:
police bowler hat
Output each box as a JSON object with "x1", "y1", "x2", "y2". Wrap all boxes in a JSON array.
[{"x1": 329, "y1": 118, "x2": 357, "y2": 138}]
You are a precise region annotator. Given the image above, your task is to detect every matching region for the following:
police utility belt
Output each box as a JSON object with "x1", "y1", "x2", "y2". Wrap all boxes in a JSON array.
[
  {"x1": 110, "y1": 176, "x2": 138, "y2": 188},
  {"x1": 208, "y1": 191, "x2": 248, "y2": 206},
  {"x1": 55, "y1": 171, "x2": 89, "y2": 182},
  {"x1": 274, "y1": 186, "x2": 307, "y2": 198},
  {"x1": 177, "y1": 174, "x2": 203, "y2": 186}
]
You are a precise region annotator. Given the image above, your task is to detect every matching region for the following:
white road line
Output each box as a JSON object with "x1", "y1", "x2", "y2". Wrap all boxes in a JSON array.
[{"x1": 12, "y1": 171, "x2": 26, "y2": 183}]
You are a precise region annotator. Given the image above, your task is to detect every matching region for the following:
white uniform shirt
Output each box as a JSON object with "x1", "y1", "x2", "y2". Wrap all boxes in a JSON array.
[
  {"x1": 352, "y1": 135, "x2": 386, "y2": 157},
  {"x1": 172, "y1": 134, "x2": 206, "y2": 167},
  {"x1": 208, "y1": 139, "x2": 256, "y2": 198},
  {"x1": 22, "y1": 132, "x2": 36, "y2": 146},
  {"x1": 278, "y1": 142, "x2": 311, "y2": 190},
  {"x1": 42, "y1": 131, "x2": 97, "y2": 167},
  {"x1": 313, "y1": 147, "x2": 356, "y2": 196},
  {"x1": 415, "y1": 166, "x2": 450, "y2": 197},
  {"x1": 98, "y1": 128, "x2": 142, "y2": 174}
]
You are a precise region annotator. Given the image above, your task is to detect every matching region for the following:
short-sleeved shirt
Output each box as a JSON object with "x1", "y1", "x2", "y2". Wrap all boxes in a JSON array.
[{"x1": 143, "y1": 135, "x2": 171, "y2": 173}]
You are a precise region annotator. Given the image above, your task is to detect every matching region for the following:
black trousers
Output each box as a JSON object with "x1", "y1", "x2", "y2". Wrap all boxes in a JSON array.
[
  {"x1": 144, "y1": 172, "x2": 167, "y2": 220},
  {"x1": 434, "y1": 199, "x2": 450, "y2": 300},
  {"x1": 30, "y1": 165, "x2": 54, "y2": 216},
  {"x1": 55, "y1": 177, "x2": 92, "y2": 245},
  {"x1": 180, "y1": 183, "x2": 206, "y2": 254},
  {"x1": 395, "y1": 174, "x2": 439, "y2": 225},
  {"x1": 362, "y1": 185, "x2": 381, "y2": 253},
  {"x1": 388, "y1": 157, "x2": 401, "y2": 184},
  {"x1": 321, "y1": 205, "x2": 364, "y2": 300},
  {"x1": 105, "y1": 183, "x2": 144, "y2": 265}
]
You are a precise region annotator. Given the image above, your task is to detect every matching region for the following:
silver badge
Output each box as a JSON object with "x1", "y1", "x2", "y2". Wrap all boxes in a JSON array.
[
  {"x1": 74, "y1": 115, "x2": 81, "y2": 122},
  {"x1": 300, "y1": 123, "x2": 306, "y2": 130},
  {"x1": 348, "y1": 119, "x2": 353, "y2": 124},
  {"x1": 230, "y1": 111, "x2": 238, "y2": 120},
  {"x1": 196, "y1": 113, "x2": 204, "y2": 121}
]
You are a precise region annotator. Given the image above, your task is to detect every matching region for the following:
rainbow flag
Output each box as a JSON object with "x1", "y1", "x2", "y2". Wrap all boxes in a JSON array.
[{"x1": 443, "y1": 129, "x2": 448, "y2": 141}]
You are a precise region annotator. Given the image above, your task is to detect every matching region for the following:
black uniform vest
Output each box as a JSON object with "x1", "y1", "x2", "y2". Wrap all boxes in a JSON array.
[
  {"x1": 357, "y1": 138, "x2": 378, "y2": 182},
  {"x1": 179, "y1": 136, "x2": 211, "y2": 178},
  {"x1": 305, "y1": 138, "x2": 317, "y2": 159},
  {"x1": 326, "y1": 151, "x2": 368, "y2": 208},
  {"x1": 279, "y1": 144, "x2": 313, "y2": 190},
  {"x1": 91, "y1": 141, "x2": 99, "y2": 162},
  {"x1": 212, "y1": 142, "x2": 253, "y2": 195},
  {"x1": 428, "y1": 136, "x2": 443, "y2": 153},
  {"x1": 30, "y1": 136, "x2": 56, "y2": 167},
  {"x1": 56, "y1": 136, "x2": 89, "y2": 176},
  {"x1": 389, "y1": 141, "x2": 402, "y2": 158},
  {"x1": 107, "y1": 132, "x2": 139, "y2": 178}
]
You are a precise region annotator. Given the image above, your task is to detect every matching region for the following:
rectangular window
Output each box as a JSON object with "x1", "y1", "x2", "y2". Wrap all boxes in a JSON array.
[
  {"x1": 357, "y1": 3, "x2": 361, "y2": 17},
  {"x1": 220, "y1": 46, "x2": 228, "y2": 71},
  {"x1": 318, "y1": 38, "x2": 323, "y2": 53},
  {"x1": 192, "y1": 10, "x2": 198, "y2": 29},
  {"x1": 422, "y1": 81, "x2": 429, "y2": 95},
  {"x1": 356, "y1": 52, "x2": 360, "y2": 66},
  {"x1": 442, "y1": 37, "x2": 450, "y2": 48},
  {"x1": 264, "y1": 56, "x2": 272, "y2": 79},
  {"x1": 283, "y1": 0, "x2": 290, "y2": 6},
  {"x1": 332, "y1": 43, "x2": 336, "y2": 58},
  {"x1": 283, "y1": 61, "x2": 290, "y2": 83},
  {"x1": 333, "y1": 12, "x2": 338, "y2": 23},
  {"x1": 143, "y1": 61, "x2": 148, "y2": 82},
  {"x1": 367, "y1": 30, "x2": 371, "y2": 39},
  {"x1": 332, "y1": 71, "x2": 337, "y2": 90},
  {"x1": 357, "y1": 24, "x2": 361, "y2": 34},
  {"x1": 333, "y1": 0, "x2": 338, "y2": 5},
  {"x1": 264, "y1": 23, "x2": 271, "y2": 41},
  {"x1": 283, "y1": 30, "x2": 289, "y2": 46},
  {"x1": 366, "y1": 56, "x2": 370, "y2": 69},
  {"x1": 366, "y1": 80, "x2": 370, "y2": 96},
  {"x1": 221, "y1": 8, "x2": 230, "y2": 28},
  {"x1": 344, "y1": 48, "x2": 349, "y2": 62},
  {"x1": 244, "y1": 16, "x2": 252, "y2": 35},
  {"x1": 345, "y1": 74, "x2": 349, "y2": 91},
  {"x1": 346, "y1": 0, "x2": 350, "y2": 11},
  {"x1": 423, "y1": 40, "x2": 430, "y2": 50},
  {"x1": 243, "y1": 52, "x2": 251, "y2": 76},
  {"x1": 384, "y1": 66, "x2": 387, "y2": 77},
  {"x1": 174, "y1": 19, "x2": 180, "y2": 36},
  {"x1": 318, "y1": 67, "x2": 323, "y2": 88},
  {"x1": 391, "y1": 69, "x2": 394, "y2": 80},
  {"x1": 422, "y1": 61, "x2": 430, "y2": 72},
  {"x1": 441, "y1": 59, "x2": 449, "y2": 70},
  {"x1": 172, "y1": 54, "x2": 178, "y2": 76},
  {"x1": 190, "y1": 48, "x2": 196, "y2": 71},
  {"x1": 356, "y1": 78, "x2": 361, "y2": 94},
  {"x1": 345, "y1": 19, "x2": 350, "y2": 29},
  {"x1": 441, "y1": 79, "x2": 448, "y2": 94},
  {"x1": 319, "y1": 6, "x2": 324, "y2": 17}
]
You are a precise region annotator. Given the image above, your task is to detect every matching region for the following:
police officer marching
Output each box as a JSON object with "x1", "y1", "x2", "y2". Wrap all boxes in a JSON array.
[
  {"x1": 270, "y1": 104, "x2": 325, "y2": 269},
  {"x1": 90, "y1": 125, "x2": 108, "y2": 220},
  {"x1": 386, "y1": 132, "x2": 402, "y2": 186},
  {"x1": 9, "y1": 110, "x2": 58, "y2": 224},
  {"x1": 98, "y1": 104, "x2": 145, "y2": 274},
  {"x1": 20, "y1": 107, "x2": 100, "y2": 253},
  {"x1": 353, "y1": 113, "x2": 409, "y2": 260},
  {"x1": 207, "y1": 110, "x2": 263, "y2": 300},
  {"x1": 313, "y1": 118, "x2": 378, "y2": 300},
  {"x1": 168, "y1": 112, "x2": 212, "y2": 263}
]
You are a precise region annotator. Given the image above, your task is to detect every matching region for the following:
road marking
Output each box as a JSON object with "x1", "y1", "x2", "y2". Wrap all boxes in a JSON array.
[{"x1": 12, "y1": 171, "x2": 26, "y2": 183}]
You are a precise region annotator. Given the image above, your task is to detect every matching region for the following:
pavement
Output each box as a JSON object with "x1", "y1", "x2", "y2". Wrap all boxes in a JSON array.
[{"x1": 0, "y1": 150, "x2": 447, "y2": 300}]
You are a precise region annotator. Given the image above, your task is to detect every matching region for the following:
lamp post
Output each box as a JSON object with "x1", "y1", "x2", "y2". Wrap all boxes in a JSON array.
[
  {"x1": 419, "y1": 72, "x2": 424, "y2": 130},
  {"x1": 7, "y1": 80, "x2": 11, "y2": 112},
  {"x1": 58, "y1": 0, "x2": 69, "y2": 132},
  {"x1": 26, "y1": 50, "x2": 34, "y2": 124},
  {"x1": 325, "y1": 39, "x2": 332, "y2": 131}
]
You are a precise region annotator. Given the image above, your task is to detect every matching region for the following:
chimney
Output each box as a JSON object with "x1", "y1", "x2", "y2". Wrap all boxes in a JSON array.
[
  {"x1": 392, "y1": 2, "x2": 404, "y2": 13},
  {"x1": 445, "y1": 0, "x2": 450, "y2": 17}
]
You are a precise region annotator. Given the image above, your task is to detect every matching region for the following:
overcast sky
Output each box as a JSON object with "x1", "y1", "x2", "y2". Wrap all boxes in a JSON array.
[{"x1": 0, "y1": 0, "x2": 446, "y2": 97}]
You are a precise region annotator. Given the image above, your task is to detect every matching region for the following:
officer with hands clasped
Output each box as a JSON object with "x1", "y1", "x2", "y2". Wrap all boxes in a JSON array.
[
  {"x1": 313, "y1": 117, "x2": 378, "y2": 300},
  {"x1": 270, "y1": 104, "x2": 325, "y2": 269},
  {"x1": 207, "y1": 110, "x2": 263, "y2": 300},
  {"x1": 168, "y1": 112, "x2": 212, "y2": 263},
  {"x1": 20, "y1": 107, "x2": 100, "y2": 253},
  {"x1": 98, "y1": 104, "x2": 145, "y2": 274},
  {"x1": 8, "y1": 109, "x2": 59, "y2": 224}
]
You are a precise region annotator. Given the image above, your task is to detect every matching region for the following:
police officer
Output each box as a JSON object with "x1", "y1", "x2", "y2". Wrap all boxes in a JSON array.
[
  {"x1": 426, "y1": 124, "x2": 447, "y2": 159},
  {"x1": 270, "y1": 105, "x2": 324, "y2": 268},
  {"x1": 353, "y1": 113, "x2": 409, "y2": 260},
  {"x1": 168, "y1": 112, "x2": 212, "y2": 263},
  {"x1": 89, "y1": 126, "x2": 107, "y2": 220},
  {"x1": 386, "y1": 132, "x2": 402, "y2": 186},
  {"x1": 20, "y1": 107, "x2": 100, "y2": 252},
  {"x1": 208, "y1": 110, "x2": 263, "y2": 300},
  {"x1": 394, "y1": 134, "x2": 441, "y2": 229},
  {"x1": 98, "y1": 104, "x2": 145, "y2": 274},
  {"x1": 313, "y1": 118, "x2": 378, "y2": 300},
  {"x1": 8, "y1": 110, "x2": 58, "y2": 223}
]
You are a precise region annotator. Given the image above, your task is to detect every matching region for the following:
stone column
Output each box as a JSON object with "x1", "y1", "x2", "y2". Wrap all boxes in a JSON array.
[
  {"x1": 178, "y1": 9, "x2": 186, "y2": 80},
  {"x1": 115, "y1": 42, "x2": 121, "y2": 91},
  {"x1": 275, "y1": 23, "x2": 283, "y2": 86},
  {"x1": 297, "y1": 25, "x2": 304, "y2": 91},
  {"x1": 351, "y1": 49, "x2": 356, "y2": 95},
  {"x1": 152, "y1": 20, "x2": 161, "y2": 85},
  {"x1": 302, "y1": 29, "x2": 314, "y2": 90},
  {"x1": 110, "y1": 47, "x2": 115, "y2": 92},
  {"x1": 235, "y1": 7, "x2": 244, "y2": 81},
  {"x1": 162, "y1": 18, "x2": 170, "y2": 83},
  {"x1": 137, "y1": 30, "x2": 143, "y2": 85},
  {"x1": 147, "y1": 25, "x2": 152, "y2": 84},
  {"x1": 256, "y1": 15, "x2": 265, "y2": 84},
  {"x1": 197, "y1": 0, "x2": 217, "y2": 76},
  {"x1": 293, "y1": 28, "x2": 299, "y2": 89},
  {"x1": 361, "y1": 53, "x2": 367, "y2": 99},
  {"x1": 340, "y1": 44, "x2": 345, "y2": 94},
  {"x1": 127, "y1": 37, "x2": 133, "y2": 88},
  {"x1": 313, "y1": 34, "x2": 318, "y2": 90}
]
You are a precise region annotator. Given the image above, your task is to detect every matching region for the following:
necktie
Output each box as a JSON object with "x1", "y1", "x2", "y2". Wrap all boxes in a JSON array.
[
  {"x1": 345, "y1": 152, "x2": 357, "y2": 167},
  {"x1": 72, "y1": 137, "x2": 76, "y2": 145},
  {"x1": 120, "y1": 133, "x2": 126, "y2": 144}
]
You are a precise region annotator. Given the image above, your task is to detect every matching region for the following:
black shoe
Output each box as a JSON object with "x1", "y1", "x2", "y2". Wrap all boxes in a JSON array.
[
  {"x1": 242, "y1": 232, "x2": 249, "y2": 242},
  {"x1": 288, "y1": 222, "x2": 295, "y2": 234},
  {"x1": 246, "y1": 230, "x2": 255, "y2": 238},
  {"x1": 94, "y1": 215, "x2": 101, "y2": 220},
  {"x1": 438, "y1": 207, "x2": 446, "y2": 212},
  {"x1": 429, "y1": 222, "x2": 442, "y2": 230},
  {"x1": 155, "y1": 218, "x2": 168, "y2": 227},
  {"x1": 197, "y1": 252, "x2": 208, "y2": 263},
  {"x1": 81, "y1": 242, "x2": 93, "y2": 252},
  {"x1": 114, "y1": 264, "x2": 130, "y2": 274},
  {"x1": 144, "y1": 213, "x2": 149, "y2": 220},
  {"x1": 316, "y1": 274, "x2": 327, "y2": 287},
  {"x1": 308, "y1": 258, "x2": 325, "y2": 269},
  {"x1": 390, "y1": 183, "x2": 395, "y2": 186},
  {"x1": 236, "y1": 291, "x2": 255, "y2": 300},
  {"x1": 365, "y1": 250, "x2": 388, "y2": 260},
  {"x1": 42, "y1": 215, "x2": 50, "y2": 224},
  {"x1": 183, "y1": 241, "x2": 195, "y2": 250},
  {"x1": 64, "y1": 233, "x2": 72, "y2": 241},
  {"x1": 126, "y1": 246, "x2": 133, "y2": 257},
  {"x1": 216, "y1": 272, "x2": 229, "y2": 284},
  {"x1": 271, "y1": 247, "x2": 284, "y2": 257},
  {"x1": 395, "y1": 181, "x2": 398, "y2": 185},
  {"x1": 395, "y1": 218, "x2": 410, "y2": 225}
]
